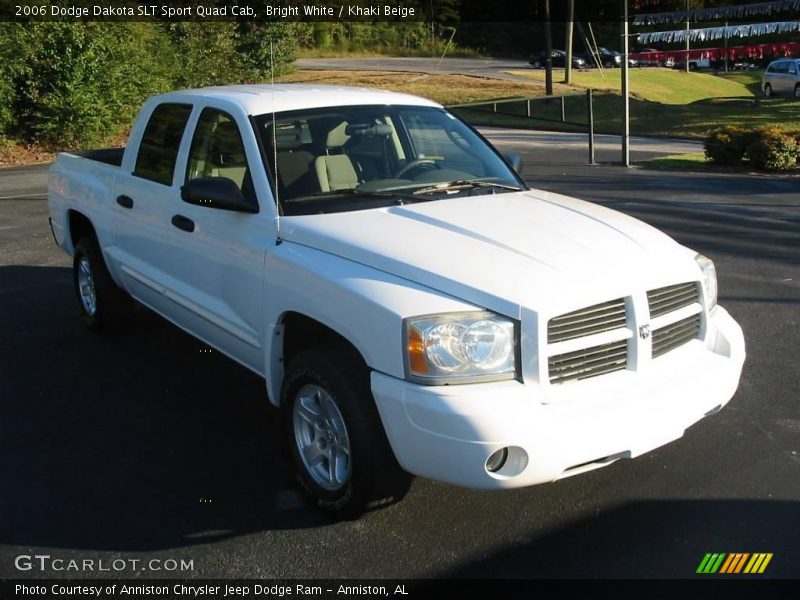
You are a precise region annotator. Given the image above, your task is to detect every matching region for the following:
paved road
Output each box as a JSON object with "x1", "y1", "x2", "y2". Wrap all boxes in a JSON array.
[
  {"x1": 296, "y1": 57, "x2": 535, "y2": 81},
  {"x1": 1, "y1": 133, "x2": 799, "y2": 579}
]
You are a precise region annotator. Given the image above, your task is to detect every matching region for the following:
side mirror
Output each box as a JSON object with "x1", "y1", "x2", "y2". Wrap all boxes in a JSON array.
[
  {"x1": 504, "y1": 152, "x2": 523, "y2": 175},
  {"x1": 180, "y1": 177, "x2": 258, "y2": 213}
]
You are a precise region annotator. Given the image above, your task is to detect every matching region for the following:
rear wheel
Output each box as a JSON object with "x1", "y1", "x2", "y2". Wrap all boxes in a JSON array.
[
  {"x1": 281, "y1": 343, "x2": 410, "y2": 518},
  {"x1": 795, "y1": 84, "x2": 800, "y2": 99},
  {"x1": 764, "y1": 83, "x2": 773, "y2": 98},
  {"x1": 72, "y1": 237, "x2": 131, "y2": 331},
  {"x1": 531, "y1": 60, "x2": 541, "y2": 69}
]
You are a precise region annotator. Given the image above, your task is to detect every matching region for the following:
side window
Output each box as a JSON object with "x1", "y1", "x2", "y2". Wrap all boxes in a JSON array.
[
  {"x1": 186, "y1": 108, "x2": 254, "y2": 201},
  {"x1": 133, "y1": 103, "x2": 192, "y2": 186},
  {"x1": 789, "y1": 62, "x2": 798, "y2": 75}
]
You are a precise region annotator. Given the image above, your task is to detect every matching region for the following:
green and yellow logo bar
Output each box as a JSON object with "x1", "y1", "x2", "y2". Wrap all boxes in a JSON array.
[{"x1": 696, "y1": 553, "x2": 773, "y2": 574}]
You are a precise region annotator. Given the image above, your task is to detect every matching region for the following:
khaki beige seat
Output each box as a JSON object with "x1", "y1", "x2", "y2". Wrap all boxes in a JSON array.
[
  {"x1": 315, "y1": 122, "x2": 359, "y2": 192},
  {"x1": 209, "y1": 120, "x2": 248, "y2": 189}
]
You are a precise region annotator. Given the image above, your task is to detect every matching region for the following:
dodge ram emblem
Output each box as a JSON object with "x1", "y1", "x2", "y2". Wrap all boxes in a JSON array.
[{"x1": 639, "y1": 324, "x2": 651, "y2": 340}]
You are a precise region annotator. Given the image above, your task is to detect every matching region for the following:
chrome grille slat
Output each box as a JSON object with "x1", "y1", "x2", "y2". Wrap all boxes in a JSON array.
[
  {"x1": 549, "y1": 347, "x2": 628, "y2": 368},
  {"x1": 652, "y1": 314, "x2": 701, "y2": 358},
  {"x1": 548, "y1": 298, "x2": 626, "y2": 343},
  {"x1": 549, "y1": 340, "x2": 628, "y2": 384},
  {"x1": 647, "y1": 282, "x2": 700, "y2": 318},
  {"x1": 549, "y1": 317, "x2": 628, "y2": 340}
]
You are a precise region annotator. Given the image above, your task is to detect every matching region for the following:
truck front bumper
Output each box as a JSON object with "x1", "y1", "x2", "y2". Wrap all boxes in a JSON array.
[{"x1": 371, "y1": 306, "x2": 745, "y2": 489}]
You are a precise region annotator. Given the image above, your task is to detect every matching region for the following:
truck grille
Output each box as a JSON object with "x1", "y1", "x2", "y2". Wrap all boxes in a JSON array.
[
  {"x1": 549, "y1": 339, "x2": 628, "y2": 384},
  {"x1": 647, "y1": 282, "x2": 699, "y2": 318},
  {"x1": 546, "y1": 282, "x2": 704, "y2": 385},
  {"x1": 652, "y1": 313, "x2": 701, "y2": 358},
  {"x1": 547, "y1": 297, "x2": 627, "y2": 343}
]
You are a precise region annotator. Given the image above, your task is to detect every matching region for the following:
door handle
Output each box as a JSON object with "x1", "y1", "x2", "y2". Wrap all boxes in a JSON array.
[
  {"x1": 116, "y1": 195, "x2": 134, "y2": 209},
  {"x1": 171, "y1": 214, "x2": 195, "y2": 233}
]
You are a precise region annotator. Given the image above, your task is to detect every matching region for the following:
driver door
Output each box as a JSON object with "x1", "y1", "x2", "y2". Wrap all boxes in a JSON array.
[{"x1": 158, "y1": 106, "x2": 270, "y2": 373}]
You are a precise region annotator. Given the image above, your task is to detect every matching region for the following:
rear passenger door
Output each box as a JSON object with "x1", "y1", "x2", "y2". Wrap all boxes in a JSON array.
[{"x1": 111, "y1": 102, "x2": 193, "y2": 315}]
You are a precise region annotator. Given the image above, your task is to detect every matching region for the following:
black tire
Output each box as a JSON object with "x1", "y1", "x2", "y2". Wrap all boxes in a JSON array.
[
  {"x1": 281, "y1": 343, "x2": 410, "y2": 519},
  {"x1": 72, "y1": 236, "x2": 132, "y2": 331},
  {"x1": 795, "y1": 84, "x2": 800, "y2": 100},
  {"x1": 764, "y1": 83, "x2": 773, "y2": 98}
]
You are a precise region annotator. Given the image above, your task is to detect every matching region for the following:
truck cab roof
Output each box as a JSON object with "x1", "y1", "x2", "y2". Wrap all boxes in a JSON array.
[{"x1": 155, "y1": 84, "x2": 442, "y2": 116}]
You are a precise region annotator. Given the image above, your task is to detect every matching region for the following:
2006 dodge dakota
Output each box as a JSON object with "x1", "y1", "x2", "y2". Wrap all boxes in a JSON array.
[{"x1": 48, "y1": 85, "x2": 745, "y2": 516}]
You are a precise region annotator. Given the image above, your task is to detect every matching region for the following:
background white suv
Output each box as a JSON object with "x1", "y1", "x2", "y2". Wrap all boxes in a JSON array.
[{"x1": 763, "y1": 58, "x2": 800, "y2": 98}]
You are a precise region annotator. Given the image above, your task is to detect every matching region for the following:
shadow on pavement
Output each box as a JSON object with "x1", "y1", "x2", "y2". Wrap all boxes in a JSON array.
[
  {"x1": 0, "y1": 265, "x2": 330, "y2": 552},
  {"x1": 442, "y1": 499, "x2": 800, "y2": 579}
]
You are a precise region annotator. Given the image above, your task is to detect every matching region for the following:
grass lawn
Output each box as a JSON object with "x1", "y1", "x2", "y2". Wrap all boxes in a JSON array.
[
  {"x1": 507, "y1": 67, "x2": 753, "y2": 104},
  {"x1": 484, "y1": 67, "x2": 800, "y2": 139},
  {"x1": 277, "y1": 70, "x2": 547, "y2": 106},
  {"x1": 641, "y1": 152, "x2": 710, "y2": 170}
]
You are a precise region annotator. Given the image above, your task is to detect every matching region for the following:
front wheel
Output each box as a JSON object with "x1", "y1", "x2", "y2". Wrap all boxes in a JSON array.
[
  {"x1": 795, "y1": 84, "x2": 800, "y2": 99},
  {"x1": 281, "y1": 343, "x2": 410, "y2": 518},
  {"x1": 764, "y1": 83, "x2": 773, "y2": 98}
]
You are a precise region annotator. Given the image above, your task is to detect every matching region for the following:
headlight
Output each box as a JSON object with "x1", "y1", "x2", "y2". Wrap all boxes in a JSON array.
[
  {"x1": 695, "y1": 254, "x2": 717, "y2": 309},
  {"x1": 405, "y1": 312, "x2": 518, "y2": 384}
]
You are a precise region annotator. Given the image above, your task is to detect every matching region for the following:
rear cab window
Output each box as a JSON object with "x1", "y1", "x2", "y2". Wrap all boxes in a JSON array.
[{"x1": 133, "y1": 103, "x2": 193, "y2": 186}]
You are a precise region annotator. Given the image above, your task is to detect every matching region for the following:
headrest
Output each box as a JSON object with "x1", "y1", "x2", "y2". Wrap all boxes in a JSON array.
[
  {"x1": 210, "y1": 121, "x2": 246, "y2": 167},
  {"x1": 325, "y1": 122, "x2": 350, "y2": 148},
  {"x1": 274, "y1": 122, "x2": 304, "y2": 149},
  {"x1": 345, "y1": 123, "x2": 393, "y2": 137}
]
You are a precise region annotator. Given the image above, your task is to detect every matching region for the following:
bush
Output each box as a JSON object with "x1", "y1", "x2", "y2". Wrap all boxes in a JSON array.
[
  {"x1": 4, "y1": 23, "x2": 172, "y2": 147},
  {"x1": 704, "y1": 126, "x2": 752, "y2": 166},
  {"x1": 706, "y1": 126, "x2": 800, "y2": 171},
  {"x1": 0, "y1": 21, "x2": 297, "y2": 149},
  {"x1": 745, "y1": 128, "x2": 800, "y2": 171}
]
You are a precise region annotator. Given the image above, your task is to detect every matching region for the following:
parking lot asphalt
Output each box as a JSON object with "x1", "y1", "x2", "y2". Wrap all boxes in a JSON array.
[{"x1": 1, "y1": 132, "x2": 799, "y2": 579}]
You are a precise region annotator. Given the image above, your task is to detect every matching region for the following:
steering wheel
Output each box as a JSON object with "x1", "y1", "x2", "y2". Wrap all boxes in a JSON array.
[{"x1": 395, "y1": 159, "x2": 438, "y2": 179}]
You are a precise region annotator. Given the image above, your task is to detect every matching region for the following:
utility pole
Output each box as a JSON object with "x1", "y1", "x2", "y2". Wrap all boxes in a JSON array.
[
  {"x1": 724, "y1": 20, "x2": 729, "y2": 72},
  {"x1": 685, "y1": 0, "x2": 690, "y2": 73},
  {"x1": 544, "y1": 0, "x2": 553, "y2": 95},
  {"x1": 565, "y1": 0, "x2": 575, "y2": 84},
  {"x1": 622, "y1": 0, "x2": 630, "y2": 166}
]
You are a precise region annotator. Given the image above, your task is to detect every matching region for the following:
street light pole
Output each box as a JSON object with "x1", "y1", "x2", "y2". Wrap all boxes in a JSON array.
[
  {"x1": 544, "y1": 0, "x2": 553, "y2": 95},
  {"x1": 622, "y1": 0, "x2": 630, "y2": 166}
]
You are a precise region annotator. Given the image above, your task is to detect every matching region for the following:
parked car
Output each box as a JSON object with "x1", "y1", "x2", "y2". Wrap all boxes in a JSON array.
[
  {"x1": 763, "y1": 58, "x2": 800, "y2": 98},
  {"x1": 48, "y1": 85, "x2": 745, "y2": 517},
  {"x1": 584, "y1": 47, "x2": 638, "y2": 68},
  {"x1": 529, "y1": 49, "x2": 585, "y2": 69}
]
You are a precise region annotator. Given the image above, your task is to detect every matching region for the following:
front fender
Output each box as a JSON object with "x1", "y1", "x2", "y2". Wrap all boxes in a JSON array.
[{"x1": 262, "y1": 241, "x2": 479, "y2": 405}]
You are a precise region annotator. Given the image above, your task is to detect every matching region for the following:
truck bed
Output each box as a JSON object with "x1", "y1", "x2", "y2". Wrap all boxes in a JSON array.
[{"x1": 73, "y1": 147, "x2": 125, "y2": 167}]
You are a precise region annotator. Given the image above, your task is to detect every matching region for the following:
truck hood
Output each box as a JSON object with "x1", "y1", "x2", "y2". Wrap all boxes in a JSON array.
[{"x1": 280, "y1": 189, "x2": 697, "y2": 318}]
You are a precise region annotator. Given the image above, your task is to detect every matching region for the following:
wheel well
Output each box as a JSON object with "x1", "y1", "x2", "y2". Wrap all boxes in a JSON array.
[
  {"x1": 281, "y1": 312, "x2": 366, "y2": 373},
  {"x1": 68, "y1": 211, "x2": 96, "y2": 250}
]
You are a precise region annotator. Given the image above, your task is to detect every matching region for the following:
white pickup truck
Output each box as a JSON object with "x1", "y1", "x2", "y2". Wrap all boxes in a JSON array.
[{"x1": 49, "y1": 84, "x2": 745, "y2": 516}]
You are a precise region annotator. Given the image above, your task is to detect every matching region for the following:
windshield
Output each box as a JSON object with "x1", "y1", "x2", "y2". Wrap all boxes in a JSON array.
[{"x1": 252, "y1": 105, "x2": 524, "y2": 215}]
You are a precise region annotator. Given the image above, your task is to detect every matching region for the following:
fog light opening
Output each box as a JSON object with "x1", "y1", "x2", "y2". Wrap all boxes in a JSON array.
[
  {"x1": 486, "y1": 447, "x2": 509, "y2": 473},
  {"x1": 485, "y1": 446, "x2": 529, "y2": 478}
]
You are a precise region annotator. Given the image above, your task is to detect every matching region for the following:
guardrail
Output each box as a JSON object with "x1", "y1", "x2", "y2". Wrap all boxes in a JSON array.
[{"x1": 447, "y1": 89, "x2": 597, "y2": 165}]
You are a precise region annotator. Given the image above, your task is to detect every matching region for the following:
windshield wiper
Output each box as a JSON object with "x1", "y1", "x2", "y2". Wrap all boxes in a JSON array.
[
  {"x1": 413, "y1": 180, "x2": 523, "y2": 196},
  {"x1": 310, "y1": 188, "x2": 420, "y2": 205}
]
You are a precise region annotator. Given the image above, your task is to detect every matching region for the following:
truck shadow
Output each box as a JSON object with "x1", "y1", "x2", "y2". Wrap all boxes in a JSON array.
[
  {"x1": 0, "y1": 265, "x2": 332, "y2": 552},
  {"x1": 439, "y1": 499, "x2": 800, "y2": 578}
]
